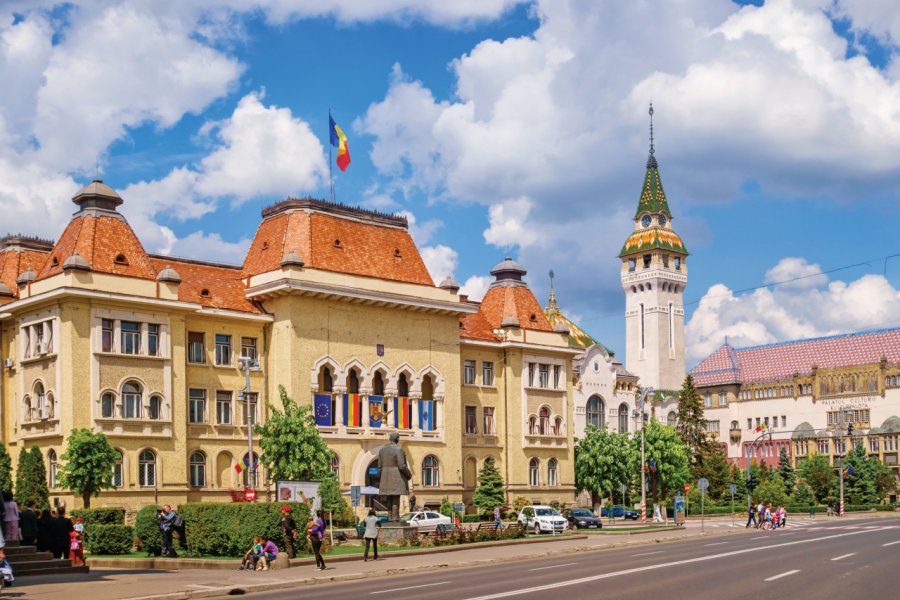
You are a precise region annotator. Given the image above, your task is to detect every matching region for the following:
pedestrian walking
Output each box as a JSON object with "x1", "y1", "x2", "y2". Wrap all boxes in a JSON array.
[
  {"x1": 362, "y1": 509, "x2": 381, "y2": 562},
  {"x1": 756, "y1": 502, "x2": 765, "y2": 529},
  {"x1": 36, "y1": 509, "x2": 52, "y2": 552},
  {"x1": 494, "y1": 506, "x2": 502, "y2": 530},
  {"x1": 157, "y1": 505, "x2": 178, "y2": 557},
  {"x1": 19, "y1": 501, "x2": 37, "y2": 546},
  {"x1": 308, "y1": 512, "x2": 326, "y2": 570},
  {"x1": 280, "y1": 506, "x2": 297, "y2": 559},
  {"x1": 780, "y1": 506, "x2": 787, "y2": 528},
  {"x1": 745, "y1": 502, "x2": 757, "y2": 528},
  {"x1": 2, "y1": 492, "x2": 19, "y2": 543},
  {"x1": 69, "y1": 531, "x2": 84, "y2": 566}
]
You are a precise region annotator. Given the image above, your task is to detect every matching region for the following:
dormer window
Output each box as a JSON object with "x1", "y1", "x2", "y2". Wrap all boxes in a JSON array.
[
  {"x1": 114, "y1": 254, "x2": 128, "y2": 265},
  {"x1": 262, "y1": 241, "x2": 269, "y2": 250},
  {"x1": 51, "y1": 257, "x2": 59, "y2": 266},
  {"x1": 334, "y1": 239, "x2": 342, "y2": 248},
  {"x1": 394, "y1": 248, "x2": 402, "y2": 258},
  {"x1": 200, "y1": 289, "x2": 210, "y2": 297}
]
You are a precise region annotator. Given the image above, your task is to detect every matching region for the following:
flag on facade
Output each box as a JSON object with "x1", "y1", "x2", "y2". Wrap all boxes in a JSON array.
[
  {"x1": 420, "y1": 399, "x2": 434, "y2": 431},
  {"x1": 395, "y1": 396, "x2": 410, "y2": 429},
  {"x1": 329, "y1": 113, "x2": 351, "y2": 172},
  {"x1": 369, "y1": 396, "x2": 391, "y2": 428},
  {"x1": 235, "y1": 454, "x2": 258, "y2": 474},
  {"x1": 314, "y1": 393, "x2": 333, "y2": 426},
  {"x1": 843, "y1": 465, "x2": 855, "y2": 477},
  {"x1": 648, "y1": 459, "x2": 657, "y2": 473},
  {"x1": 755, "y1": 422, "x2": 768, "y2": 433},
  {"x1": 344, "y1": 394, "x2": 361, "y2": 427}
]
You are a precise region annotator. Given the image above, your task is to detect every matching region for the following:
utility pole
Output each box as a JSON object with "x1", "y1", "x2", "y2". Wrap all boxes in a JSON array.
[
  {"x1": 239, "y1": 356, "x2": 260, "y2": 491},
  {"x1": 838, "y1": 407, "x2": 851, "y2": 518},
  {"x1": 637, "y1": 386, "x2": 654, "y2": 523}
]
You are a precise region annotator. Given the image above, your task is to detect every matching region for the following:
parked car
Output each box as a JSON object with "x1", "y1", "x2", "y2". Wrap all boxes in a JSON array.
[
  {"x1": 517, "y1": 505, "x2": 568, "y2": 534},
  {"x1": 600, "y1": 505, "x2": 639, "y2": 520},
  {"x1": 563, "y1": 508, "x2": 602, "y2": 529},
  {"x1": 400, "y1": 510, "x2": 451, "y2": 531}
]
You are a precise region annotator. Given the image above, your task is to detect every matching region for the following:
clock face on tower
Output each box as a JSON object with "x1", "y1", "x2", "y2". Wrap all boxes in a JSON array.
[
  {"x1": 640, "y1": 215, "x2": 652, "y2": 228},
  {"x1": 658, "y1": 214, "x2": 667, "y2": 227}
]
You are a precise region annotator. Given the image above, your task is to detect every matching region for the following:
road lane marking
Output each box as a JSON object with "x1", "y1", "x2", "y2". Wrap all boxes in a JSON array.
[
  {"x1": 371, "y1": 582, "x2": 451, "y2": 595},
  {"x1": 751, "y1": 536, "x2": 768, "y2": 540},
  {"x1": 831, "y1": 553, "x2": 856, "y2": 561},
  {"x1": 529, "y1": 562, "x2": 576, "y2": 571},
  {"x1": 632, "y1": 551, "x2": 664, "y2": 557},
  {"x1": 765, "y1": 570, "x2": 800, "y2": 582},
  {"x1": 882, "y1": 540, "x2": 900, "y2": 546},
  {"x1": 460, "y1": 526, "x2": 894, "y2": 600},
  {"x1": 704, "y1": 542, "x2": 728, "y2": 546}
]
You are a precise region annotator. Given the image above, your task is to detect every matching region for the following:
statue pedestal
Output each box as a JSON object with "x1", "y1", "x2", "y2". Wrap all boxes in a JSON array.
[{"x1": 379, "y1": 523, "x2": 419, "y2": 544}]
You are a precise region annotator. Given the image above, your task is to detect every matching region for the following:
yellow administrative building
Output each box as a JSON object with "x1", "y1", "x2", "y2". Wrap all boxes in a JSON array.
[{"x1": 0, "y1": 181, "x2": 576, "y2": 516}]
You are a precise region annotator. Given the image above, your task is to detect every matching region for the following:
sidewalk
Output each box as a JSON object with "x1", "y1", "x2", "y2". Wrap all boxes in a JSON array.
[{"x1": 17, "y1": 526, "x2": 716, "y2": 600}]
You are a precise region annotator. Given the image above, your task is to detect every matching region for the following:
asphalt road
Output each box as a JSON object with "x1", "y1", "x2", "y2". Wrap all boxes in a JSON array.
[{"x1": 234, "y1": 517, "x2": 900, "y2": 600}]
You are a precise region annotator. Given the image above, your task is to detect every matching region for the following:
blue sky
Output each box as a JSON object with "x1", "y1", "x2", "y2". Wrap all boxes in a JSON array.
[{"x1": 2, "y1": 0, "x2": 900, "y2": 365}]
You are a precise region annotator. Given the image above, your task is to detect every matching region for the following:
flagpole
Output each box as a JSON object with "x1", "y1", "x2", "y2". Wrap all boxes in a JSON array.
[{"x1": 328, "y1": 110, "x2": 334, "y2": 203}]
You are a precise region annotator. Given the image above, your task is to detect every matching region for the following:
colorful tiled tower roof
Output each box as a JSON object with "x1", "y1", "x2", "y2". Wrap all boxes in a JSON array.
[{"x1": 543, "y1": 274, "x2": 609, "y2": 352}]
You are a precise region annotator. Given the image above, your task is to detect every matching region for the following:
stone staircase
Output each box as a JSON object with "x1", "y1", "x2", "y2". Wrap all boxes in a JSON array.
[{"x1": 4, "y1": 541, "x2": 89, "y2": 577}]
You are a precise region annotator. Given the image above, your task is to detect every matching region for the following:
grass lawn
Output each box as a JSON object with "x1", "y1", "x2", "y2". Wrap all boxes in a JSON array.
[{"x1": 582, "y1": 525, "x2": 681, "y2": 533}]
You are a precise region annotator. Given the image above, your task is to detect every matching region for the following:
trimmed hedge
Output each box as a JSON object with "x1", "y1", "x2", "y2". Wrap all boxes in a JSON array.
[
  {"x1": 845, "y1": 504, "x2": 897, "y2": 512},
  {"x1": 179, "y1": 502, "x2": 312, "y2": 557},
  {"x1": 84, "y1": 524, "x2": 134, "y2": 555},
  {"x1": 134, "y1": 505, "x2": 163, "y2": 556},
  {"x1": 71, "y1": 507, "x2": 126, "y2": 526}
]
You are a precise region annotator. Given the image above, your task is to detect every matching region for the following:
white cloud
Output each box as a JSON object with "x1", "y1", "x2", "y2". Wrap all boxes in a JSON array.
[
  {"x1": 483, "y1": 197, "x2": 538, "y2": 249},
  {"x1": 420, "y1": 244, "x2": 458, "y2": 283},
  {"x1": 165, "y1": 230, "x2": 252, "y2": 265},
  {"x1": 685, "y1": 261, "x2": 900, "y2": 366},
  {"x1": 399, "y1": 209, "x2": 443, "y2": 246},
  {"x1": 254, "y1": 0, "x2": 526, "y2": 26},
  {"x1": 460, "y1": 275, "x2": 491, "y2": 301},
  {"x1": 763, "y1": 257, "x2": 829, "y2": 289}
]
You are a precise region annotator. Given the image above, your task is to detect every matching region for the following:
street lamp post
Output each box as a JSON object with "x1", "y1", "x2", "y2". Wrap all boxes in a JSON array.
[
  {"x1": 838, "y1": 407, "x2": 852, "y2": 517},
  {"x1": 238, "y1": 356, "x2": 259, "y2": 491},
  {"x1": 637, "y1": 386, "x2": 654, "y2": 524}
]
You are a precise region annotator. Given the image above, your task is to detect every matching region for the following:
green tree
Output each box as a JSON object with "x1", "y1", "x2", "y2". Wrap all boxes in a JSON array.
[
  {"x1": 15, "y1": 446, "x2": 49, "y2": 508},
  {"x1": 58, "y1": 428, "x2": 119, "y2": 508},
  {"x1": 777, "y1": 448, "x2": 796, "y2": 496},
  {"x1": 755, "y1": 475, "x2": 788, "y2": 507},
  {"x1": 872, "y1": 459, "x2": 896, "y2": 500},
  {"x1": 0, "y1": 445, "x2": 12, "y2": 496},
  {"x1": 675, "y1": 375, "x2": 715, "y2": 465},
  {"x1": 575, "y1": 426, "x2": 636, "y2": 506},
  {"x1": 472, "y1": 458, "x2": 506, "y2": 513},
  {"x1": 439, "y1": 496, "x2": 453, "y2": 517},
  {"x1": 638, "y1": 420, "x2": 691, "y2": 507},
  {"x1": 317, "y1": 473, "x2": 355, "y2": 525},
  {"x1": 791, "y1": 480, "x2": 815, "y2": 508},
  {"x1": 255, "y1": 385, "x2": 333, "y2": 481},
  {"x1": 799, "y1": 454, "x2": 834, "y2": 503},
  {"x1": 840, "y1": 444, "x2": 878, "y2": 504},
  {"x1": 693, "y1": 447, "x2": 731, "y2": 500},
  {"x1": 728, "y1": 463, "x2": 747, "y2": 500}
]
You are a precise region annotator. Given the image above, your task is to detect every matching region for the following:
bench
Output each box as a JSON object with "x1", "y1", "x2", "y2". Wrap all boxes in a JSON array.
[
  {"x1": 475, "y1": 522, "x2": 503, "y2": 532},
  {"x1": 505, "y1": 522, "x2": 525, "y2": 533},
  {"x1": 431, "y1": 523, "x2": 460, "y2": 537}
]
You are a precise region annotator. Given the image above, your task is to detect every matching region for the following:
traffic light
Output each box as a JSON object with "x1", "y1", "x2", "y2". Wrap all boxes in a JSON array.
[
  {"x1": 747, "y1": 474, "x2": 759, "y2": 492},
  {"x1": 847, "y1": 423, "x2": 854, "y2": 436}
]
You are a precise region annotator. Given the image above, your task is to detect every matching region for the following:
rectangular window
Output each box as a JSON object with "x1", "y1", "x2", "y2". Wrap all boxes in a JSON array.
[
  {"x1": 818, "y1": 439, "x2": 830, "y2": 454},
  {"x1": 528, "y1": 363, "x2": 536, "y2": 387},
  {"x1": 101, "y1": 319, "x2": 114, "y2": 352},
  {"x1": 747, "y1": 418, "x2": 752, "y2": 430},
  {"x1": 538, "y1": 364, "x2": 549, "y2": 388},
  {"x1": 216, "y1": 391, "x2": 233, "y2": 425},
  {"x1": 885, "y1": 435, "x2": 898, "y2": 452},
  {"x1": 763, "y1": 416, "x2": 769, "y2": 427},
  {"x1": 755, "y1": 417, "x2": 761, "y2": 428},
  {"x1": 553, "y1": 365, "x2": 561, "y2": 389},
  {"x1": 120, "y1": 321, "x2": 140, "y2": 355},
  {"x1": 148, "y1": 324, "x2": 160, "y2": 356},
  {"x1": 675, "y1": 257, "x2": 681, "y2": 270},
  {"x1": 240, "y1": 392, "x2": 259, "y2": 426},
  {"x1": 215, "y1": 334, "x2": 232, "y2": 366},
  {"x1": 668, "y1": 302, "x2": 675, "y2": 350},
  {"x1": 188, "y1": 332, "x2": 205, "y2": 364},
  {"x1": 241, "y1": 337, "x2": 258, "y2": 362},
  {"x1": 482, "y1": 361, "x2": 494, "y2": 387},
  {"x1": 869, "y1": 437, "x2": 880, "y2": 453},
  {"x1": 707, "y1": 420, "x2": 720, "y2": 433},
  {"x1": 640, "y1": 303, "x2": 645, "y2": 349},
  {"x1": 781, "y1": 415, "x2": 787, "y2": 428},
  {"x1": 465, "y1": 406, "x2": 478, "y2": 434},
  {"x1": 483, "y1": 407, "x2": 496, "y2": 435},
  {"x1": 718, "y1": 393, "x2": 727, "y2": 406},
  {"x1": 188, "y1": 389, "x2": 207, "y2": 423},
  {"x1": 662, "y1": 254, "x2": 669, "y2": 268},
  {"x1": 463, "y1": 359, "x2": 476, "y2": 385},
  {"x1": 704, "y1": 394, "x2": 712, "y2": 408},
  {"x1": 123, "y1": 391, "x2": 141, "y2": 419},
  {"x1": 643, "y1": 254, "x2": 651, "y2": 269},
  {"x1": 628, "y1": 259, "x2": 636, "y2": 272}
]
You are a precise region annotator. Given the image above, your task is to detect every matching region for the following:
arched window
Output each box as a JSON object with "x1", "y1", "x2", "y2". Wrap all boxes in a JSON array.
[
  {"x1": 667, "y1": 411, "x2": 677, "y2": 427},
  {"x1": 23, "y1": 396, "x2": 32, "y2": 422},
  {"x1": 139, "y1": 450, "x2": 156, "y2": 487},
  {"x1": 421, "y1": 455, "x2": 439, "y2": 487},
  {"x1": 101, "y1": 392, "x2": 115, "y2": 418},
  {"x1": 112, "y1": 450, "x2": 123, "y2": 487},
  {"x1": 529, "y1": 458, "x2": 540, "y2": 486},
  {"x1": 347, "y1": 368, "x2": 360, "y2": 394},
  {"x1": 730, "y1": 420, "x2": 739, "y2": 430},
  {"x1": 122, "y1": 382, "x2": 142, "y2": 419},
  {"x1": 422, "y1": 375, "x2": 434, "y2": 400},
  {"x1": 586, "y1": 396, "x2": 605, "y2": 429},
  {"x1": 48, "y1": 449, "x2": 58, "y2": 488},
  {"x1": 373, "y1": 371, "x2": 385, "y2": 396},
  {"x1": 330, "y1": 454, "x2": 340, "y2": 480},
  {"x1": 539, "y1": 407, "x2": 550, "y2": 435},
  {"x1": 398, "y1": 373, "x2": 409, "y2": 397},
  {"x1": 35, "y1": 382, "x2": 46, "y2": 416},
  {"x1": 149, "y1": 395, "x2": 162, "y2": 420},
  {"x1": 189, "y1": 452, "x2": 206, "y2": 487},
  {"x1": 554, "y1": 416, "x2": 563, "y2": 436},
  {"x1": 618, "y1": 403, "x2": 629, "y2": 433},
  {"x1": 547, "y1": 458, "x2": 558, "y2": 487},
  {"x1": 529, "y1": 415, "x2": 537, "y2": 434},
  {"x1": 320, "y1": 366, "x2": 333, "y2": 393}
]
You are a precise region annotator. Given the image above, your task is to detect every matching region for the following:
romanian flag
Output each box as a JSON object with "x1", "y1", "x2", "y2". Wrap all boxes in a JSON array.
[
  {"x1": 395, "y1": 396, "x2": 411, "y2": 429},
  {"x1": 843, "y1": 466, "x2": 855, "y2": 477},
  {"x1": 329, "y1": 113, "x2": 351, "y2": 172},
  {"x1": 755, "y1": 422, "x2": 768, "y2": 433},
  {"x1": 344, "y1": 394, "x2": 361, "y2": 427},
  {"x1": 235, "y1": 454, "x2": 258, "y2": 474}
]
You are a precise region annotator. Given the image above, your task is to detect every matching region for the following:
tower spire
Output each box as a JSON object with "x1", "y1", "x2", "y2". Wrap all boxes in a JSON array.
[
  {"x1": 545, "y1": 269, "x2": 559, "y2": 314},
  {"x1": 647, "y1": 102, "x2": 657, "y2": 168}
]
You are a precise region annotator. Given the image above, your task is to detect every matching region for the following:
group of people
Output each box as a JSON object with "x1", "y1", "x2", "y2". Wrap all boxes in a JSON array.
[
  {"x1": 240, "y1": 507, "x2": 329, "y2": 572},
  {"x1": 0, "y1": 492, "x2": 85, "y2": 566},
  {"x1": 745, "y1": 501, "x2": 787, "y2": 530}
]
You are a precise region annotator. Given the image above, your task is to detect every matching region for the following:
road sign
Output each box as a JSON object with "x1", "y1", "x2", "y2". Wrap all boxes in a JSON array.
[
  {"x1": 698, "y1": 478, "x2": 709, "y2": 491},
  {"x1": 350, "y1": 485, "x2": 361, "y2": 507},
  {"x1": 452, "y1": 502, "x2": 464, "y2": 513},
  {"x1": 244, "y1": 488, "x2": 256, "y2": 502},
  {"x1": 729, "y1": 483, "x2": 737, "y2": 496},
  {"x1": 684, "y1": 484, "x2": 691, "y2": 492},
  {"x1": 619, "y1": 483, "x2": 627, "y2": 494}
]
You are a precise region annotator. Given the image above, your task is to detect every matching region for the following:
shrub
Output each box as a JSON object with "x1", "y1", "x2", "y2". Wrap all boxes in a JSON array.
[
  {"x1": 134, "y1": 505, "x2": 163, "y2": 556},
  {"x1": 72, "y1": 507, "x2": 126, "y2": 545},
  {"x1": 179, "y1": 502, "x2": 312, "y2": 557},
  {"x1": 85, "y1": 524, "x2": 134, "y2": 555}
]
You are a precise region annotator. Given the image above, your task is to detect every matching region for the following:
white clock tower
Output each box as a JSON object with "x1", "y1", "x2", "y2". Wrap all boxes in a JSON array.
[{"x1": 620, "y1": 105, "x2": 688, "y2": 392}]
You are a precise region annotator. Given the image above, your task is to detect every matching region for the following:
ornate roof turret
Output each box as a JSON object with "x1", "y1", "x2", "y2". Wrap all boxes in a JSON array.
[
  {"x1": 156, "y1": 266, "x2": 182, "y2": 283},
  {"x1": 280, "y1": 250, "x2": 305, "y2": 268},
  {"x1": 489, "y1": 257, "x2": 526, "y2": 286},
  {"x1": 635, "y1": 103, "x2": 670, "y2": 218},
  {"x1": 72, "y1": 179, "x2": 124, "y2": 212},
  {"x1": 438, "y1": 276, "x2": 460, "y2": 292},
  {"x1": 16, "y1": 268, "x2": 36, "y2": 286},
  {"x1": 62, "y1": 252, "x2": 91, "y2": 271}
]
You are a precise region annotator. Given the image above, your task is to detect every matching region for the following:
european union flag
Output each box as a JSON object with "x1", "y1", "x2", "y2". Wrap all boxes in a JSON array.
[
  {"x1": 419, "y1": 399, "x2": 434, "y2": 431},
  {"x1": 314, "y1": 394, "x2": 332, "y2": 426}
]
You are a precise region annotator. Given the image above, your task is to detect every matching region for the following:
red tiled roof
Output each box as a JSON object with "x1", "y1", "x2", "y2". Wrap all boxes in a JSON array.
[
  {"x1": 478, "y1": 284, "x2": 554, "y2": 332},
  {"x1": 691, "y1": 328, "x2": 900, "y2": 386},
  {"x1": 242, "y1": 201, "x2": 433, "y2": 286},
  {"x1": 0, "y1": 249, "x2": 50, "y2": 302},
  {"x1": 37, "y1": 214, "x2": 156, "y2": 281},
  {"x1": 460, "y1": 310, "x2": 499, "y2": 342},
  {"x1": 149, "y1": 257, "x2": 261, "y2": 314}
]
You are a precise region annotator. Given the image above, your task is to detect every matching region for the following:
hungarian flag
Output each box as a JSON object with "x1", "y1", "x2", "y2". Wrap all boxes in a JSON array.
[
  {"x1": 420, "y1": 400, "x2": 434, "y2": 431},
  {"x1": 395, "y1": 396, "x2": 411, "y2": 429},
  {"x1": 329, "y1": 113, "x2": 351, "y2": 172},
  {"x1": 314, "y1": 394, "x2": 333, "y2": 426},
  {"x1": 344, "y1": 394, "x2": 361, "y2": 427}
]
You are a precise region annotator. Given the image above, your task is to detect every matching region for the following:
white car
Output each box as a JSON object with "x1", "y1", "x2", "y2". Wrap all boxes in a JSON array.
[
  {"x1": 401, "y1": 510, "x2": 451, "y2": 531},
  {"x1": 518, "y1": 505, "x2": 568, "y2": 534}
]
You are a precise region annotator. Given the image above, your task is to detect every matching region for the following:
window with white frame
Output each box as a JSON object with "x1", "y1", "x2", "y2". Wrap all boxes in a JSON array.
[
  {"x1": 122, "y1": 382, "x2": 142, "y2": 419},
  {"x1": 188, "y1": 332, "x2": 205, "y2": 363},
  {"x1": 781, "y1": 415, "x2": 787, "y2": 428},
  {"x1": 718, "y1": 393, "x2": 727, "y2": 406},
  {"x1": 101, "y1": 392, "x2": 115, "y2": 418},
  {"x1": 539, "y1": 407, "x2": 551, "y2": 435},
  {"x1": 463, "y1": 359, "x2": 476, "y2": 385},
  {"x1": 529, "y1": 458, "x2": 539, "y2": 486},
  {"x1": 188, "y1": 389, "x2": 207, "y2": 423},
  {"x1": 48, "y1": 450, "x2": 58, "y2": 488},
  {"x1": 216, "y1": 391, "x2": 232, "y2": 425},
  {"x1": 747, "y1": 418, "x2": 752, "y2": 430},
  {"x1": 421, "y1": 455, "x2": 440, "y2": 487},
  {"x1": 101, "y1": 319, "x2": 114, "y2": 352},
  {"x1": 707, "y1": 420, "x2": 720, "y2": 433},
  {"x1": 120, "y1": 321, "x2": 141, "y2": 355},
  {"x1": 465, "y1": 406, "x2": 478, "y2": 434},
  {"x1": 704, "y1": 393, "x2": 712, "y2": 408},
  {"x1": 547, "y1": 458, "x2": 558, "y2": 487},
  {"x1": 148, "y1": 324, "x2": 160, "y2": 356},
  {"x1": 139, "y1": 450, "x2": 156, "y2": 487},
  {"x1": 241, "y1": 337, "x2": 258, "y2": 362},
  {"x1": 482, "y1": 361, "x2": 494, "y2": 386},
  {"x1": 240, "y1": 392, "x2": 259, "y2": 426},
  {"x1": 869, "y1": 436, "x2": 880, "y2": 453},
  {"x1": 587, "y1": 396, "x2": 605, "y2": 429},
  {"x1": 538, "y1": 364, "x2": 549, "y2": 388},
  {"x1": 215, "y1": 334, "x2": 232, "y2": 366},
  {"x1": 112, "y1": 451, "x2": 123, "y2": 487},
  {"x1": 483, "y1": 407, "x2": 496, "y2": 435},
  {"x1": 528, "y1": 362, "x2": 535, "y2": 387},
  {"x1": 148, "y1": 395, "x2": 162, "y2": 420},
  {"x1": 817, "y1": 439, "x2": 830, "y2": 454},
  {"x1": 794, "y1": 441, "x2": 808, "y2": 457},
  {"x1": 189, "y1": 452, "x2": 206, "y2": 487},
  {"x1": 885, "y1": 435, "x2": 898, "y2": 452},
  {"x1": 22, "y1": 319, "x2": 54, "y2": 358},
  {"x1": 553, "y1": 364, "x2": 561, "y2": 389}
]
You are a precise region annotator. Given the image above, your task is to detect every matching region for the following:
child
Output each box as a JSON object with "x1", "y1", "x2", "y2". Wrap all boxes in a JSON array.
[
  {"x1": 69, "y1": 531, "x2": 84, "y2": 566},
  {"x1": 239, "y1": 536, "x2": 263, "y2": 572},
  {"x1": 74, "y1": 517, "x2": 85, "y2": 534}
]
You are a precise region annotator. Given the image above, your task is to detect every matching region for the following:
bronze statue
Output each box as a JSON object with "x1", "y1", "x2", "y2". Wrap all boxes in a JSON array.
[{"x1": 377, "y1": 432, "x2": 412, "y2": 521}]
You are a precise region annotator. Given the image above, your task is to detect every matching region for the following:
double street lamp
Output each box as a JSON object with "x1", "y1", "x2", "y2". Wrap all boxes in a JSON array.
[
  {"x1": 636, "y1": 386, "x2": 654, "y2": 523},
  {"x1": 238, "y1": 356, "x2": 261, "y2": 491}
]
